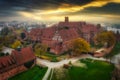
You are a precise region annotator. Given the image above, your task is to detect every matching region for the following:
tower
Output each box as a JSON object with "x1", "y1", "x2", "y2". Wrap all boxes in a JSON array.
[{"x1": 65, "y1": 16, "x2": 69, "y2": 23}]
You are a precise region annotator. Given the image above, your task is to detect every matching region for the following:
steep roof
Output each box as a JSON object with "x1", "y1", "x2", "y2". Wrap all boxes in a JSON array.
[
  {"x1": 41, "y1": 27, "x2": 56, "y2": 41},
  {"x1": 29, "y1": 28, "x2": 43, "y2": 41},
  {"x1": 0, "y1": 56, "x2": 15, "y2": 69},
  {"x1": 0, "y1": 55, "x2": 16, "y2": 73},
  {"x1": 58, "y1": 21, "x2": 86, "y2": 27},
  {"x1": 58, "y1": 28, "x2": 80, "y2": 41},
  {"x1": 81, "y1": 24, "x2": 100, "y2": 33},
  {"x1": 12, "y1": 47, "x2": 35, "y2": 64},
  {"x1": 0, "y1": 47, "x2": 35, "y2": 73}
]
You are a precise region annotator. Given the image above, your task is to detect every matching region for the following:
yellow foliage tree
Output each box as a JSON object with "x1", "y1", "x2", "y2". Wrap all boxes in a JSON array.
[
  {"x1": 34, "y1": 43, "x2": 47, "y2": 56},
  {"x1": 67, "y1": 38, "x2": 90, "y2": 55},
  {"x1": 11, "y1": 40, "x2": 22, "y2": 49},
  {"x1": 94, "y1": 31, "x2": 116, "y2": 47}
]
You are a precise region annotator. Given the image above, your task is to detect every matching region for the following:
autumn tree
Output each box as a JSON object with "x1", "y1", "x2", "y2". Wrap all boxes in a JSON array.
[
  {"x1": 0, "y1": 35, "x2": 16, "y2": 48},
  {"x1": 67, "y1": 38, "x2": 90, "y2": 55},
  {"x1": 34, "y1": 43, "x2": 48, "y2": 56},
  {"x1": 11, "y1": 40, "x2": 22, "y2": 49},
  {"x1": 94, "y1": 31, "x2": 116, "y2": 48}
]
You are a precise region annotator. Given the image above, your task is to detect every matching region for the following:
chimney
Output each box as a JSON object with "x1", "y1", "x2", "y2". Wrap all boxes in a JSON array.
[{"x1": 65, "y1": 17, "x2": 69, "y2": 23}]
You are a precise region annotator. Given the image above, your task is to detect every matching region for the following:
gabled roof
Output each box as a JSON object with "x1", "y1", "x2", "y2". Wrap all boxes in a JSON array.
[
  {"x1": 58, "y1": 28, "x2": 80, "y2": 41},
  {"x1": 41, "y1": 27, "x2": 56, "y2": 40},
  {"x1": 0, "y1": 47, "x2": 35, "y2": 73},
  {"x1": 12, "y1": 47, "x2": 35, "y2": 64},
  {"x1": 0, "y1": 56, "x2": 15, "y2": 69},
  {"x1": 58, "y1": 21, "x2": 86, "y2": 27}
]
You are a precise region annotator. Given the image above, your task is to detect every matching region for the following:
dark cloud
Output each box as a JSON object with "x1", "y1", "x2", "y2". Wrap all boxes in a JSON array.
[
  {"x1": 0, "y1": 0, "x2": 94, "y2": 11},
  {"x1": 0, "y1": 0, "x2": 94, "y2": 18},
  {"x1": 0, "y1": 0, "x2": 120, "y2": 23},
  {"x1": 81, "y1": 3, "x2": 120, "y2": 15},
  {"x1": 31, "y1": 0, "x2": 94, "y2": 9}
]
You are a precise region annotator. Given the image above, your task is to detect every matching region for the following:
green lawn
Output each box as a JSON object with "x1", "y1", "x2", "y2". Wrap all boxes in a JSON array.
[
  {"x1": 68, "y1": 58, "x2": 114, "y2": 80},
  {"x1": 8, "y1": 65, "x2": 48, "y2": 80},
  {"x1": 51, "y1": 58, "x2": 114, "y2": 80}
]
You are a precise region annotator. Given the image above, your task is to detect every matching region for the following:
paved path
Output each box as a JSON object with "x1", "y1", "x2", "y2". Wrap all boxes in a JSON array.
[
  {"x1": 49, "y1": 68, "x2": 54, "y2": 80},
  {"x1": 37, "y1": 54, "x2": 109, "y2": 80},
  {"x1": 42, "y1": 68, "x2": 51, "y2": 80},
  {"x1": 36, "y1": 54, "x2": 109, "y2": 68},
  {"x1": 36, "y1": 54, "x2": 91, "y2": 68},
  {"x1": 38, "y1": 54, "x2": 91, "y2": 80}
]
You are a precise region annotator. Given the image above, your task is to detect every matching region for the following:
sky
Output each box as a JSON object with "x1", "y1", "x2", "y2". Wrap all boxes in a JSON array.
[{"x1": 0, "y1": 0, "x2": 120, "y2": 24}]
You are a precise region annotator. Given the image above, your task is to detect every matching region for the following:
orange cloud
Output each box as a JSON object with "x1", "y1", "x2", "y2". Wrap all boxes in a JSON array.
[
  {"x1": 36, "y1": 0, "x2": 120, "y2": 14},
  {"x1": 19, "y1": 0, "x2": 120, "y2": 22}
]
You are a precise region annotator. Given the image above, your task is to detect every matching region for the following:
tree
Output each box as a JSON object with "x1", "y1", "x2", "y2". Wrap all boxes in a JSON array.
[
  {"x1": 0, "y1": 35, "x2": 16, "y2": 47},
  {"x1": 67, "y1": 38, "x2": 90, "y2": 55},
  {"x1": 21, "y1": 32, "x2": 26, "y2": 39},
  {"x1": 94, "y1": 31, "x2": 116, "y2": 48},
  {"x1": 11, "y1": 40, "x2": 22, "y2": 49},
  {"x1": 34, "y1": 43, "x2": 48, "y2": 56},
  {"x1": 0, "y1": 52, "x2": 5, "y2": 57},
  {"x1": 0, "y1": 27, "x2": 10, "y2": 36}
]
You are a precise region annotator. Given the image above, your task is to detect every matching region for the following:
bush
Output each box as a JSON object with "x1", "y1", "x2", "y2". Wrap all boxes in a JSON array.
[
  {"x1": 51, "y1": 57, "x2": 58, "y2": 62},
  {"x1": 0, "y1": 52, "x2": 5, "y2": 57},
  {"x1": 63, "y1": 64, "x2": 70, "y2": 69},
  {"x1": 69, "y1": 61, "x2": 72, "y2": 65},
  {"x1": 39, "y1": 55, "x2": 51, "y2": 60},
  {"x1": 24, "y1": 60, "x2": 34, "y2": 68}
]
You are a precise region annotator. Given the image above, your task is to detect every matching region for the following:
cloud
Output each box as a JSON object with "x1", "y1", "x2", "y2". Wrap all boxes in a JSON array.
[
  {"x1": 82, "y1": 3, "x2": 120, "y2": 15},
  {"x1": 18, "y1": 0, "x2": 120, "y2": 22},
  {"x1": 35, "y1": 0, "x2": 120, "y2": 14},
  {"x1": 0, "y1": 0, "x2": 120, "y2": 24}
]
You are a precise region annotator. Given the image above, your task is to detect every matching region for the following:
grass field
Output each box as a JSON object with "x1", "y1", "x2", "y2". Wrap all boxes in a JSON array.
[
  {"x1": 51, "y1": 58, "x2": 114, "y2": 80},
  {"x1": 68, "y1": 58, "x2": 114, "y2": 80},
  {"x1": 8, "y1": 65, "x2": 48, "y2": 80}
]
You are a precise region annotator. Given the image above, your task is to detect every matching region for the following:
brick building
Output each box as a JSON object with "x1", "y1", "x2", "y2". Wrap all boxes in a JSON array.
[
  {"x1": 0, "y1": 47, "x2": 36, "y2": 80},
  {"x1": 28, "y1": 17, "x2": 101, "y2": 54}
]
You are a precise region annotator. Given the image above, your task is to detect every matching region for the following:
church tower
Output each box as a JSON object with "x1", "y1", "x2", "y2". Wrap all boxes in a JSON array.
[{"x1": 65, "y1": 16, "x2": 69, "y2": 23}]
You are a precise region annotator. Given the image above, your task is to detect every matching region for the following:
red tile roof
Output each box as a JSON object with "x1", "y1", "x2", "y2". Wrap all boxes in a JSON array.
[
  {"x1": 0, "y1": 56, "x2": 15, "y2": 69},
  {"x1": 12, "y1": 47, "x2": 35, "y2": 64},
  {"x1": 0, "y1": 47, "x2": 35, "y2": 73},
  {"x1": 28, "y1": 17, "x2": 101, "y2": 54},
  {"x1": 58, "y1": 28, "x2": 80, "y2": 41},
  {"x1": 41, "y1": 27, "x2": 56, "y2": 40},
  {"x1": 58, "y1": 21, "x2": 86, "y2": 27}
]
